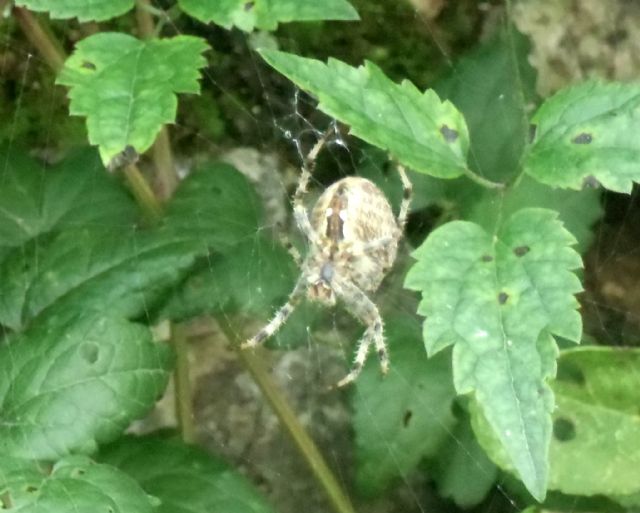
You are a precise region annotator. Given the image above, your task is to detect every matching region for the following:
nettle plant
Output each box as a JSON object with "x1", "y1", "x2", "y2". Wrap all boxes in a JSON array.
[{"x1": 2, "y1": 1, "x2": 640, "y2": 512}]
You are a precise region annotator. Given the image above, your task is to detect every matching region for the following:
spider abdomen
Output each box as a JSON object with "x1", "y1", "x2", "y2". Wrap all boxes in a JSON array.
[{"x1": 309, "y1": 176, "x2": 399, "y2": 292}]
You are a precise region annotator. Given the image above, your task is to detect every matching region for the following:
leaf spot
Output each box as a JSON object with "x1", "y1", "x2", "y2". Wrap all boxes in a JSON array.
[
  {"x1": 244, "y1": 1, "x2": 255, "y2": 10},
  {"x1": 498, "y1": 292, "x2": 509, "y2": 304},
  {"x1": 81, "y1": 61, "x2": 96, "y2": 70},
  {"x1": 582, "y1": 175, "x2": 600, "y2": 189},
  {"x1": 528, "y1": 123, "x2": 537, "y2": 143},
  {"x1": 24, "y1": 485, "x2": 38, "y2": 493},
  {"x1": 572, "y1": 132, "x2": 592, "y2": 144},
  {"x1": 439, "y1": 124, "x2": 459, "y2": 142},
  {"x1": 403, "y1": 410, "x2": 413, "y2": 427},
  {"x1": 481, "y1": 254, "x2": 493, "y2": 262},
  {"x1": 80, "y1": 343, "x2": 99, "y2": 364},
  {"x1": 513, "y1": 245, "x2": 530, "y2": 257},
  {"x1": 553, "y1": 417, "x2": 576, "y2": 442}
]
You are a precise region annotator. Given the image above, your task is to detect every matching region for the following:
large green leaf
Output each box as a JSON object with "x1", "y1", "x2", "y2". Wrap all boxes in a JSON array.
[
  {"x1": 0, "y1": 159, "x2": 259, "y2": 331},
  {"x1": 0, "y1": 228, "x2": 203, "y2": 330},
  {"x1": 472, "y1": 347, "x2": 640, "y2": 497},
  {"x1": 435, "y1": 26, "x2": 536, "y2": 182},
  {"x1": 0, "y1": 312, "x2": 173, "y2": 459},
  {"x1": 0, "y1": 455, "x2": 157, "y2": 512},
  {"x1": 405, "y1": 209, "x2": 583, "y2": 500},
  {"x1": 57, "y1": 33, "x2": 208, "y2": 166},
  {"x1": 99, "y1": 434, "x2": 276, "y2": 513},
  {"x1": 179, "y1": 0, "x2": 358, "y2": 32},
  {"x1": 260, "y1": 50, "x2": 470, "y2": 179},
  {"x1": 13, "y1": 0, "x2": 133, "y2": 22},
  {"x1": 352, "y1": 315, "x2": 456, "y2": 497},
  {"x1": 0, "y1": 146, "x2": 136, "y2": 251},
  {"x1": 429, "y1": 414, "x2": 498, "y2": 508},
  {"x1": 524, "y1": 80, "x2": 640, "y2": 193}
]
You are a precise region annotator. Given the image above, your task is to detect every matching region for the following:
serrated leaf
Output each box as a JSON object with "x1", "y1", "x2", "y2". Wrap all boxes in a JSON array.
[
  {"x1": 472, "y1": 347, "x2": 640, "y2": 498},
  {"x1": 179, "y1": 0, "x2": 358, "y2": 32},
  {"x1": 524, "y1": 80, "x2": 640, "y2": 193},
  {"x1": 13, "y1": 0, "x2": 134, "y2": 22},
  {"x1": 405, "y1": 209, "x2": 583, "y2": 500},
  {"x1": 57, "y1": 33, "x2": 208, "y2": 165},
  {"x1": 0, "y1": 313, "x2": 173, "y2": 459},
  {"x1": 0, "y1": 455, "x2": 156, "y2": 512},
  {"x1": 99, "y1": 434, "x2": 276, "y2": 513},
  {"x1": 0, "y1": 145, "x2": 136, "y2": 251},
  {"x1": 353, "y1": 315, "x2": 456, "y2": 497},
  {"x1": 260, "y1": 50, "x2": 470, "y2": 179}
]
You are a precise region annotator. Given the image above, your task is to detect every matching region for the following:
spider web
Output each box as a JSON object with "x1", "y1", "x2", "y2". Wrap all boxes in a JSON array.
[{"x1": 1, "y1": 2, "x2": 639, "y2": 513}]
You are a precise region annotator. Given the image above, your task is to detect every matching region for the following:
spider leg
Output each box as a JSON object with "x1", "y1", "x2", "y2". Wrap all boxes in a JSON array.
[
  {"x1": 242, "y1": 277, "x2": 307, "y2": 348},
  {"x1": 293, "y1": 129, "x2": 331, "y2": 246},
  {"x1": 396, "y1": 164, "x2": 413, "y2": 232},
  {"x1": 278, "y1": 232, "x2": 303, "y2": 268},
  {"x1": 332, "y1": 278, "x2": 388, "y2": 387}
]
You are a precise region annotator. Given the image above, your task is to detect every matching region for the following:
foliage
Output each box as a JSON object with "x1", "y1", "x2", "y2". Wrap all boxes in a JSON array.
[{"x1": 1, "y1": 0, "x2": 638, "y2": 512}]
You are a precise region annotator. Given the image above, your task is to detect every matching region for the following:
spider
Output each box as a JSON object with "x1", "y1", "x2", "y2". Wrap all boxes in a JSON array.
[{"x1": 242, "y1": 130, "x2": 412, "y2": 387}]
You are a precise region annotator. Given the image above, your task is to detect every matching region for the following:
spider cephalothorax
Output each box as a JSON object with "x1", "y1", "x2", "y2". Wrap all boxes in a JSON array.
[{"x1": 243, "y1": 132, "x2": 412, "y2": 387}]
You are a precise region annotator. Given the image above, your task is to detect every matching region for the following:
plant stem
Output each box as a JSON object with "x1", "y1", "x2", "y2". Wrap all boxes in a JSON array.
[
  {"x1": 218, "y1": 319, "x2": 357, "y2": 513},
  {"x1": 12, "y1": 8, "x2": 65, "y2": 71},
  {"x1": 463, "y1": 167, "x2": 506, "y2": 190},
  {"x1": 124, "y1": 164, "x2": 164, "y2": 222},
  {"x1": 135, "y1": 0, "x2": 178, "y2": 199},
  {"x1": 171, "y1": 323, "x2": 196, "y2": 443}
]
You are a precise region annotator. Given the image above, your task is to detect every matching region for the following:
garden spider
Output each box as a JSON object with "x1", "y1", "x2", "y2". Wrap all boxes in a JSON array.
[{"x1": 242, "y1": 130, "x2": 412, "y2": 387}]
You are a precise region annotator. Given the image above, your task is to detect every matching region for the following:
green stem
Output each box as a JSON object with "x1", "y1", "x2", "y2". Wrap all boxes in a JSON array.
[
  {"x1": 12, "y1": 8, "x2": 65, "y2": 71},
  {"x1": 172, "y1": 323, "x2": 196, "y2": 443},
  {"x1": 463, "y1": 167, "x2": 506, "y2": 190},
  {"x1": 124, "y1": 164, "x2": 164, "y2": 222},
  {"x1": 135, "y1": 0, "x2": 178, "y2": 199},
  {"x1": 218, "y1": 319, "x2": 357, "y2": 513}
]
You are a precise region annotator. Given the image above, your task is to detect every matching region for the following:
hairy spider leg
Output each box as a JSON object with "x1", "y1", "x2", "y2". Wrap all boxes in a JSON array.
[
  {"x1": 396, "y1": 164, "x2": 413, "y2": 231},
  {"x1": 333, "y1": 278, "x2": 388, "y2": 388},
  {"x1": 278, "y1": 231, "x2": 303, "y2": 268},
  {"x1": 242, "y1": 278, "x2": 307, "y2": 348},
  {"x1": 292, "y1": 130, "x2": 331, "y2": 247}
]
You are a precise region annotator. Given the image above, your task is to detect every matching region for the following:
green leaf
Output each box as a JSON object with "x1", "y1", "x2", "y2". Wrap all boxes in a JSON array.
[
  {"x1": 0, "y1": 313, "x2": 173, "y2": 459},
  {"x1": 99, "y1": 433, "x2": 276, "y2": 513},
  {"x1": 13, "y1": 0, "x2": 134, "y2": 22},
  {"x1": 260, "y1": 50, "x2": 470, "y2": 179},
  {"x1": 0, "y1": 228, "x2": 203, "y2": 330},
  {"x1": 430, "y1": 414, "x2": 498, "y2": 508},
  {"x1": 524, "y1": 80, "x2": 640, "y2": 193},
  {"x1": 0, "y1": 455, "x2": 157, "y2": 512},
  {"x1": 179, "y1": 0, "x2": 358, "y2": 32},
  {"x1": 0, "y1": 160, "x2": 259, "y2": 330},
  {"x1": 0, "y1": 145, "x2": 136, "y2": 251},
  {"x1": 465, "y1": 175, "x2": 602, "y2": 254},
  {"x1": 57, "y1": 33, "x2": 208, "y2": 165},
  {"x1": 353, "y1": 315, "x2": 456, "y2": 496},
  {"x1": 550, "y1": 347, "x2": 640, "y2": 496},
  {"x1": 471, "y1": 347, "x2": 640, "y2": 498},
  {"x1": 435, "y1": 26, "x2": 536, "y2": 182},
  {"x1": 404, "y1": 209, "x2": 583, "y2": 500},
  {"x1": 163, "y1": 162, "x2": 261, "y2": 249}
]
